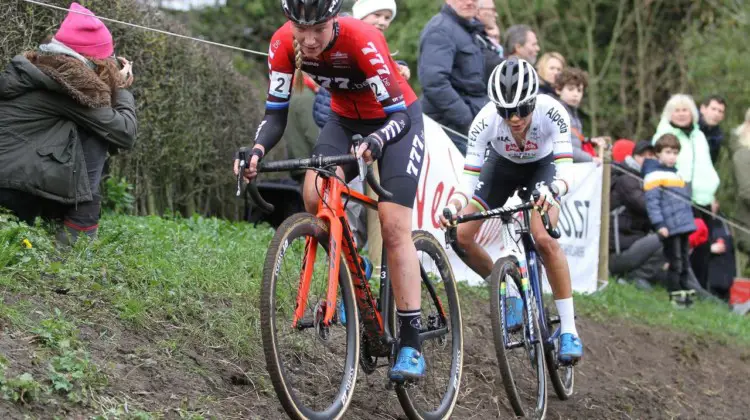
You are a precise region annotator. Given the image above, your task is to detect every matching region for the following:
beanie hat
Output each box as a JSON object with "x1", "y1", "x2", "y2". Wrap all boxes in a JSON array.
[
  {"x1": 633, "y1": 140, "x2": 655, "y2": 156},
  {"x1": 352, "y1": 0, "x2": 397, "y2": 20},
  {"x1": 612, "y1": 139, "x2": 635, "y2": 163},
  {"x1": 54, "y1": 2, "x2": 113, "y2": 59}
]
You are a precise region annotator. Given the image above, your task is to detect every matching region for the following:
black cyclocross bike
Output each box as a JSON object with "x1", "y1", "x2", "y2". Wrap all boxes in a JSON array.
[{"x1": 444, "y1": 187, "x2": 575, "y2": 419}]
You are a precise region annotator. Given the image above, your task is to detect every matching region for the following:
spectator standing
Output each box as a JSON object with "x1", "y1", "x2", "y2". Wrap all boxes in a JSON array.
[
  {"x1": 644, "y1": 134, "x2": 698, "y2": 308},
  {"x1": 419, "y1": 0, "x2": 487, "y2": 155},
  {"x1": 351, "y1": 1, "x2": 410, "y2": 80},
  {"x1": 284, "y1": 75, "x2": 320, "y2": 183},
  {"x1": 475, "y1": 0, "x2": 504, "y2": 85},
  {"x1": 652, "y1": 94, "x2": 721, "y2": 290},
  {"x1": 503, "y1": 24, "x2": 540, "y2": 64},
  {"x1": 485, "y1": 24, "x2": 501, "y2": 46},
  {"x1": 536, "y1": 52, "x2": 565, "y2": 96},
  {"x1": 698, "y1": 95, "x2": 727, "y2": 164},
  {"x1": 651, "y1": 94, "x2": 720, "y2": 211},
  {"x1": 0, "y1": 2, "x2": 137, "y2": 246},
  {"x1": 553, "y1": 67, "x2": 607, "y2": 163},
  {"x1": 732, "y1": 109, "x2": 750, "y2": 260}
]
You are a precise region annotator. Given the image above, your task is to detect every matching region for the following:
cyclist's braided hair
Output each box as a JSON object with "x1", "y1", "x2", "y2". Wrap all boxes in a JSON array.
[{"x1": 293, "y1": 38, "x2": 305, "y2": 93}]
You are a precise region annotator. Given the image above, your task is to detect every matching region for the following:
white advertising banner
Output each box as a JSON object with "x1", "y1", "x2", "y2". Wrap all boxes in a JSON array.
[{"x1": 413, "y1": 115, "x2": 601, "y2": 294}]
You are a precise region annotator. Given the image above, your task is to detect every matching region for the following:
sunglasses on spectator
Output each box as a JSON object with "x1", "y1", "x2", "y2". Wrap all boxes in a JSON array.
[{"x1": 496, "y1": 100, "x2": 536, "y2": 119}]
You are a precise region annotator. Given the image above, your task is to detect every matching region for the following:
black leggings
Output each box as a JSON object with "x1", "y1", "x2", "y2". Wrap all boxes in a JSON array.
[
  {"x1": 312, "y1": 102, "x2": 425, "y2": 208},
  {"x1": 663, "y1": 233, "x2": 691, "y2": 292}
]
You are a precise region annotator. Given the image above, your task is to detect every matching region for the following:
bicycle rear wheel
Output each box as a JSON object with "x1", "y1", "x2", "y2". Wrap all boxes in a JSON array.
[
  {"x1": 261, "y1": 213, "x2": 360, "y2": 420},
  {"x1": 489, "y1": 256, "x2": 546, "y2": 419},
  {"x1": 395, "y1": 230, "x2": 463, "y2": 420}
]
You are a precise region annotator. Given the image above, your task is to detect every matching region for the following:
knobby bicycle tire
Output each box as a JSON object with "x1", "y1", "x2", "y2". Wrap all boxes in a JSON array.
[
  {"x1": 489, "y1": 256, "x2": 547, "y2": 419},
  {"x1": 396, "y1": 230, "x2": 463, "y2": 420},
  {"x1": 260, "y1": 213, "x2": 360, "y2": 420},
  {"x1": 534, "y1": 258, "x2": 575, "y2": 400}
]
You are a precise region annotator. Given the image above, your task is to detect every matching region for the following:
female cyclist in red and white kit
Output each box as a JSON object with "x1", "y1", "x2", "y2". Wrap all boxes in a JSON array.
[{"x1": 234, "y1": 0, "x2": 426, "y2": 381}]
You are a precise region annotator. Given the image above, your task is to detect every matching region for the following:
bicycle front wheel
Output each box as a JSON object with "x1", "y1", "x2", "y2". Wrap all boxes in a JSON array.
[
  {"x1": 489, "y1": 256, "x2": 547, "y2": 419},
  {"x1": 260, "y1": 213, "x2": 360, "y2": 420},
  {"x1": 396, "y1": 230, "x2": 463, "y2": 420}
]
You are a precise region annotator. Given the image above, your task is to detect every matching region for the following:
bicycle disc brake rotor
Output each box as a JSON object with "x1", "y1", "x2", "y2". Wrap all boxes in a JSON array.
[{"x1": 427, "y1": 313, "x2": 447, "y2": 348}]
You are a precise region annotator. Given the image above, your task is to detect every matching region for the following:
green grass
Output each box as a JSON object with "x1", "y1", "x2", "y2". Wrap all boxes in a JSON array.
[
  {"x1": 576, "y1": 281, "x2": 750, "y2": 346},
  {"x1": 0, "y1": 213, "x2": 276, "y2": 414},
  {"x1": 459, "y1": 277, "x2": 749, "y2": 347},
  {"x1": 0, "y1": 212, "x2": 748, "y2": 414}
]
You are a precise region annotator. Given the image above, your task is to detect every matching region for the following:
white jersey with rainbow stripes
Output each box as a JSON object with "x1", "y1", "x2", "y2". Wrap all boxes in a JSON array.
[{"x1": 455, "y1": 94, "x2": 575, "y2": 204}]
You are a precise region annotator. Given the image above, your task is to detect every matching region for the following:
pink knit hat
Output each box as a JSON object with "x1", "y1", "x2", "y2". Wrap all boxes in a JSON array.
[{"x1": 54, "y1": 2, "x2": 113, "y2": 59}]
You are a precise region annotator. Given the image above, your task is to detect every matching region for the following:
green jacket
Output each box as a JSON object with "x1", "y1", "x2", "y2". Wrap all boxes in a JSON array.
[
  {"x1": 652, "y1": 119, "x2": 720, "y2": 206},
  {"x1": 730, "y1": 134, "x2": 750, "y2": 253},
  {"x1": 0, "y1": 54, "x2": 137, "y2": 204},
  {"x1": 282, "y1": 87, "x2": 320, "y2": 180}
]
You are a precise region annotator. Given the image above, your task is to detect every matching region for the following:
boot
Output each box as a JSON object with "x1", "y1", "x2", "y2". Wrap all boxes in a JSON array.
[
  {"x1": 55, "y1": 224, "x2": 98, "y2": 249},
  {"x1": 669, "y1": 290, "x2": 692, "y2": 309}
]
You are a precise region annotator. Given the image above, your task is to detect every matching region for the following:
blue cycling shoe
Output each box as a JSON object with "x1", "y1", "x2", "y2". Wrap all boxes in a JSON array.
[
  {"x1": 337, "y1": 256, "x2": 373, "y2": 326},
  {"x1": 505, "y1": 296, "x2": 524, "y2": 331},
  {"x1": 389, "y1": 347, "x2": 426, "y2": 382},
  {"x1": 558, "y1": 333, "x2": 583, "y2": 364},
  {"x1": 360, "y1": 256, "x2": 373, "y2": 281},
  {"x1": 337, "y1": 300, "x2": 346, "y2": 325}
]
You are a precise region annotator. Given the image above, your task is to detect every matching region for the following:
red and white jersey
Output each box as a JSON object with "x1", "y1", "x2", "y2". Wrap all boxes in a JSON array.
[{"x1": 265, "y1": 18, "x2": 417, "y2": 120}]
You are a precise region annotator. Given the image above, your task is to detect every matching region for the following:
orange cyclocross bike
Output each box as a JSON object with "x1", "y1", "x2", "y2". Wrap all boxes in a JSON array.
[{"x1": 238, "y1": 135, "x2": 463, "y2": 420}]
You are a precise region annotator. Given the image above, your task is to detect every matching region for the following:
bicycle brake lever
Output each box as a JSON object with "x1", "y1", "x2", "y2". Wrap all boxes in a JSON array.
[
  {"x1": 236, "y1": 147, "x2": 248, "y2": 197},
  {"x1": 352, "y1": 134, "x2": 367, "y2": 182}
]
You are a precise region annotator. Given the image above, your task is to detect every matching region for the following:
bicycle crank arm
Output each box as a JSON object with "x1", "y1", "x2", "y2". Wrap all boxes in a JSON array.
[
  {"x1": 505, "y1": 337, "x2": 541, "y2": 350},
  {"x1": 295, "y1": 320, "x2": 315, "y2": 330}
]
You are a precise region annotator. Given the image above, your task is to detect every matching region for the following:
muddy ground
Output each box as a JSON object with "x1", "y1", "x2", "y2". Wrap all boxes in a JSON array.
[{"x1": 1, "y1": 294, "x2": 748, "y2": 419}]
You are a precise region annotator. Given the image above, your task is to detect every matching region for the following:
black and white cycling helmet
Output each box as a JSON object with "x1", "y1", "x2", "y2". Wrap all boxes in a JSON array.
[
  {"x1": 281, "y1": 0, "x2": 343, "y2": 26},
  {"x1": 488, "y1": 57, "x2": 539, "y2": 119}
]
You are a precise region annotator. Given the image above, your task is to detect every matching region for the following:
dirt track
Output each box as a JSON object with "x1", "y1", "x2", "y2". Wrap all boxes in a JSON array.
[{"x1": 1, "y1": 295, "x2": 748, "y2": 419}]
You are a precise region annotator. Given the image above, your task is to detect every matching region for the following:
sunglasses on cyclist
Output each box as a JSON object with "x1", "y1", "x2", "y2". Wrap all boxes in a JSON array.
[{"x1": 496, "y1": 99, "x2": 536, "y2": 120}]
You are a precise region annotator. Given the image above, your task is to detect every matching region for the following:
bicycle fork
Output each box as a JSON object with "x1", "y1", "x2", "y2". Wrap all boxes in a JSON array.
[
  {"x1": 500, "y1": 255, "x2": 538, "y2": 350},
  {"x1": 291, "y1": 213, "x2": 343, "y2": 329}
]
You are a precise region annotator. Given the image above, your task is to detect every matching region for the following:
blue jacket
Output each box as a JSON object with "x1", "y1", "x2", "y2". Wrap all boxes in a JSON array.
[
  {"x1": 418, "y1": 5, "x2": 488, "y2": 135},
  {"x1": 312, "y1": 87, "x2": 330, "y2": 129},
  {"x1": 642, "y1": 159, "x2": 696, "y2": 236}
]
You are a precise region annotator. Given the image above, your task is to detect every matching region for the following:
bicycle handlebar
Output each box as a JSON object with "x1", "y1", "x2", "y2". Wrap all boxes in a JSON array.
[
  {"x1": 444, "y1": 192, "x2": 561, "y2": 257},
  {"x1": 236, "y1": 138, "x2": 393, "y2": 213}
]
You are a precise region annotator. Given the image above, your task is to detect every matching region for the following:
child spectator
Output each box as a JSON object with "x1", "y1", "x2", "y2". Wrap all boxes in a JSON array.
[
  {"x1": 643, "y1": 134, "x2": 698, "y2": 308},
  {"x1": 554, "y1": 67, "x2": 607, "y2": 163}
]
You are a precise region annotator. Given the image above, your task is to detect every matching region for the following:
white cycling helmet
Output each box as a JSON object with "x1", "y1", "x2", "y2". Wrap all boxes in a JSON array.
[{"x1": 488, "y1": 57, "x2": 539, "y2": 118}]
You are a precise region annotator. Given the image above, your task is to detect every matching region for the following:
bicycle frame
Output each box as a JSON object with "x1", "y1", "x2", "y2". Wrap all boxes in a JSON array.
[
  {"x1": 500, "y1": 208, "x2": 557, "y2": 352},
  {"x1": 291, "y1": 173, "x2": 397, "y2": 353}
]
